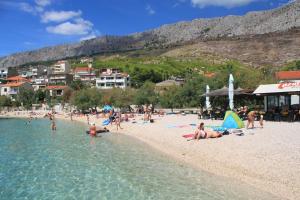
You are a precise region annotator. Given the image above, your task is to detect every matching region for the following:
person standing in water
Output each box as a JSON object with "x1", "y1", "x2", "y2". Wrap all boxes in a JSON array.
[{"x1": 51, "y1": 120, "x2": 57, "y2": 131}]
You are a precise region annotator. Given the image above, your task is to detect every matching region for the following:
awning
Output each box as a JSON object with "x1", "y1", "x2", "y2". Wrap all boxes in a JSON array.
[
  {"x1": 253, "y1": 81, "x2": 300, "y2": 95},
  {"x1": 203, "y1": 86, "x2": 253, "y2": 97}
]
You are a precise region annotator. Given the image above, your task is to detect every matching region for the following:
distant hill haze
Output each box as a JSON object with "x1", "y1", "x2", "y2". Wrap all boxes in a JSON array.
[{"x1": 1, "y1": 0, "x2": 300, "y2": 68}]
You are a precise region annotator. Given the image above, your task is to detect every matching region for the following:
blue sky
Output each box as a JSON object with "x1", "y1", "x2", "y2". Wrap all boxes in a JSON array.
[{"x1": 0, "y1": 0, "x2": 292, "y2": 56}]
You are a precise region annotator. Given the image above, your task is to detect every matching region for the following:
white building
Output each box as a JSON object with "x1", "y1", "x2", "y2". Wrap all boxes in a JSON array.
[
  {"x1": 0, "y1": 67, "x2": 8, "y2": 79},
  {"x1": 0, "y1": 76, "x2": 33, "y2": 100},
  {"x1": 50, "y1": 60, "x2": 70, "y2": 74},
  {"x1": 96, "y1": 68, "x2": 130, "y2": 89},
  {"x1": 74, "y1": 63, "x2": 96, "y2": 82}
]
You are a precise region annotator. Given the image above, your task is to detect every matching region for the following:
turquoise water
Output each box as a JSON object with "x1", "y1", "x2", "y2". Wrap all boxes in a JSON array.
[{"x1": 0, "y1": 119, "x2": 278, "y2": 200}]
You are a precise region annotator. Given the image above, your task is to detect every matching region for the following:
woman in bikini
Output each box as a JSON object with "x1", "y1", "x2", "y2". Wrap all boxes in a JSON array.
[{"x1": 194, "y1": 122, "x2": 222, "y2": 140}]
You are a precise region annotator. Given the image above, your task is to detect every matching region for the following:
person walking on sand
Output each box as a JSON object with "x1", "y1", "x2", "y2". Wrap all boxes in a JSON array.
[
  {"x1": 247, "y1": 111, "x2": 256, "y2": 129},
  {"x1": 115, "y1": 112, "x2": 123, "y2": 131}
]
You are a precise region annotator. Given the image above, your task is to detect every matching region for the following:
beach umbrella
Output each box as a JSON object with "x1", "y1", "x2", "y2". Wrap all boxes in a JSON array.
[
  {"x1": 205, "y1": 85, "x2": 211, "y2": 109},
  {"x1": 103, "y1": 105, "x2": 113, "y2": 111},
  {"x1": 228, "y1": 74, "x2": 234, "y2": 110}
]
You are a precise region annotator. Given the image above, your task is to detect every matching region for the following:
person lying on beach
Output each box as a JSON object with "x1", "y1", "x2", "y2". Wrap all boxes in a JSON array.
[{"x1": 194, "y1": 123, "x2": 222, "y2": 140}]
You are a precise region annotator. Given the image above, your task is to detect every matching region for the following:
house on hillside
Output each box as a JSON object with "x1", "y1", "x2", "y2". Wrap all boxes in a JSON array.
[
  {"x1": 49, "y1": 61, "x2": 73, "y2": 85},
  {"x1": 80, "y1": 57, "x2": 93, "y2": 64},
  {"x1": 155, "y1": 79, "x2": 183, "y2": 93},
  {"x1": 95, "y1": 68, "x2": 130, "y2": 89},
  {"x1": 0, "y1": 76, "x2": 33, "y2": 100},
  {"x1": 0, "y1": 67, "x2": 18, "y2": 79},
  {"x1": 46, "y1": 85, "x2": 69, "y2": 97},
  {"x1": 74, "y1": 63, "x2": 96, "y2": 83}
]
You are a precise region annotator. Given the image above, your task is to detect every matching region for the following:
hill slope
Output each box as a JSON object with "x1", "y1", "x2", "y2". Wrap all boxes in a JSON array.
[{"x1": 0, "y1": 0, "x2": 299, "y2": 68}]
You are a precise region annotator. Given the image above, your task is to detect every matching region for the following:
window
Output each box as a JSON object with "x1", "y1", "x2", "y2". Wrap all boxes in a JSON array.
[
  {"x1": 267, "y1": 96, "x2": 278, "y2": 110},
  {"x1": 4, "y1": 88, "x2": 7, "y2": 92}
]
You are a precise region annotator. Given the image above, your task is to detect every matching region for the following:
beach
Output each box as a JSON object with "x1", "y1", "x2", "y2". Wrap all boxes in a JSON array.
[{"x1": 2, "y1": 111, "x2": 300, "y2": 199}]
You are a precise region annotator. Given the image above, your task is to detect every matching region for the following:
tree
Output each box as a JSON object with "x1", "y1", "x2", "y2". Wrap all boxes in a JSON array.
[
  {"x1": 0, "y1": 96, "x2": 12, "y2": 111},
  {"x1": 70, "y1": 79, "x2": 86, "y2": 91},
  {"x1": 62, "y1": 87, "x2": 73, "y2": 106},
  {"x1": 101, "y1": 88, "x2": 136, "y2": 109},
  {"x1": 135, "y1": 81, "x2": 158, "y2": 109},
  {"x1": 159, "y1": 86, "x2": 182, "y2": 112},
  {"x1": 34, "y1": 89, "x2": 46, "y2": 103},
  {"x1": 17, "y1": 88, "x2": 34, "y2": 110},
  {"x1": 71, "y1": 88, "x2": 102, "y2": 111}
]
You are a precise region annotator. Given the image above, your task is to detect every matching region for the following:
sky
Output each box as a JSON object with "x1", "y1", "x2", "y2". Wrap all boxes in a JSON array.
[{"x1": 0, "y1": 0, "x2": 293, "y2": 56}]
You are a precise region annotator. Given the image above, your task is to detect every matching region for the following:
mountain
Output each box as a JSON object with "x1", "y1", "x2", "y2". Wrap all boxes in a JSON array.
[{"x1": 0, "y1": 0, "x2": 299, "y2": 68}]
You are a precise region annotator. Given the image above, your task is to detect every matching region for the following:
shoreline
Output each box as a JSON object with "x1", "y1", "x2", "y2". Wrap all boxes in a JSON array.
[{"x1": 2, "y1": 111, "x2": 299, "y2": 199}]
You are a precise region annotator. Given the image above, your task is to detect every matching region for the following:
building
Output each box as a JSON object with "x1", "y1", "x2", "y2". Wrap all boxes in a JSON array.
[
  {"x1": 0, "y1": 67, "x2": 18, "y2": 79},
  {"x1": 46, "y1": 85, "x2": 68, "y2": 97},
  {"x1": 0, "y1": 67, "x2": 7, "y2": 79},
  {"x1": 155, "y1": 79, "x2": 182, "y2": 93},
  {"x1": 95, "y1": 68, "x2": 130, "y2": 89},
  {"x1": 254, "y1": 71, "x2": 300, "y2": 114},
  {"x1": 49, "y1": 73, "x2": 73, "y2": 85},
  {"x1": 276, "y1": 71, "x2": 300, "y2": 81},
  {"x1": 49, "y1": 61, "x2": 73, "y2": 85},
  {"x1": 50, "y1": 60, "x2": 70, "y2": 74},
  {"x1": 74, "y1": 64, "x2": 96, "y2": 83},
  {"x1": 0, "y1": 76, "x2": 33, "y2": 99},
  {"x1": 80, "y1": 57, "x2": 93, "y2": 64}
]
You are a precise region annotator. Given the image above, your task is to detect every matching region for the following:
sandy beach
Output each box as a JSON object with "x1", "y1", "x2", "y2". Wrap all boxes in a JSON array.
[{"x1": 2, "y1": 111, "x2": 300, "y2": 199}]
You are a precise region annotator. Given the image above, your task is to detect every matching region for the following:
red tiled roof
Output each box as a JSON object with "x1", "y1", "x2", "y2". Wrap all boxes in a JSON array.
[
  {"x1": 6, "y1": 76, "x2": 29, "y2": 82},
  {"x1": 74, "y1": 67, "x2": 92, "y2": 72},
  {"x1": 276, "y1": 71, "x2": 300, "y2": 80},
  {"x1": 46, "y1": 85, "x2": 68, "y2": 90},
  {"x1": 204, "y1": 72, "x2": 216, "y2": 78}
]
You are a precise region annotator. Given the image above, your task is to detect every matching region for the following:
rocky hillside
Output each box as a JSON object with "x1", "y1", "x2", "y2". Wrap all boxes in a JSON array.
[{"x1": 0, "y1": 0, "x2": 299, "y2": 68}]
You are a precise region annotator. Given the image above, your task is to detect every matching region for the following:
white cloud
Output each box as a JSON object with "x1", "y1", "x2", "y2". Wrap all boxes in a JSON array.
[
  {"x1": 80, "y1": 34, "x2": 97, "y2": 41},
  {"x1": 35, "y1": 0, "x2": 51, "y2": 7},
  {"x1": 41, "y1": 10, "x2": 82, "y2": 23},
  {"x1": 146, "y1": 4, "x2": 156, "y2": 15},
  {"x1": 19, "y1": 3, "x2": 36, "y2": 14},
  {"x1": 46, "y1": 18, "x2": 93, "y2": 35},
  {"x1": 191, "y1": 0, "x2": 258, "y2": 8}
]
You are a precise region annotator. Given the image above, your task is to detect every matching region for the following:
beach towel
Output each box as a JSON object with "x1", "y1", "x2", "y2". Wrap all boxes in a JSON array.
[{"x1": 182, "y1": 134, "x2": 195, "y2": 138}]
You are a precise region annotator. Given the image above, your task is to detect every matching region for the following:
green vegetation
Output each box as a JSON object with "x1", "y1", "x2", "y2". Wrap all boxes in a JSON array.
[
  {"x1": 71, "y1": 88, "x2": 102, "y2": 111},
  {"x1": 281, "y1": 60, "x2": 300, "y2": 71}
]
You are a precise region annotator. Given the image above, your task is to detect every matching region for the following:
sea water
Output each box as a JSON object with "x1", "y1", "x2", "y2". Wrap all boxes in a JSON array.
[{"x1": 0, "y1": 118, "x2": 279, "y2": 200}]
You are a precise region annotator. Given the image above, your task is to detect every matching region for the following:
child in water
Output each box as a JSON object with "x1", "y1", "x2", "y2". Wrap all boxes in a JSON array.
[{"x1": 51, "y1": 121, "x2": 56, "y2": 131}]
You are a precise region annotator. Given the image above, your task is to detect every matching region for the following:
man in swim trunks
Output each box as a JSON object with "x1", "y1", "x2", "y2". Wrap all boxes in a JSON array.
[{"x1": 89, "y1": 123, "x2": 97, "y2": 137}]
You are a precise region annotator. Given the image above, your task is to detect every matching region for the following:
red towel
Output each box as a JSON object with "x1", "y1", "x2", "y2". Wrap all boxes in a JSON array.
[{"x1": 182, "y1": 134, "x2": 194, "y2": 138}]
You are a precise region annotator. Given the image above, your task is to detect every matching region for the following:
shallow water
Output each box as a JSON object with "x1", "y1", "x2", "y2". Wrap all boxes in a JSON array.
[{"x1": 0, "y1": 118, "x2": 279, "y2": 200}]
